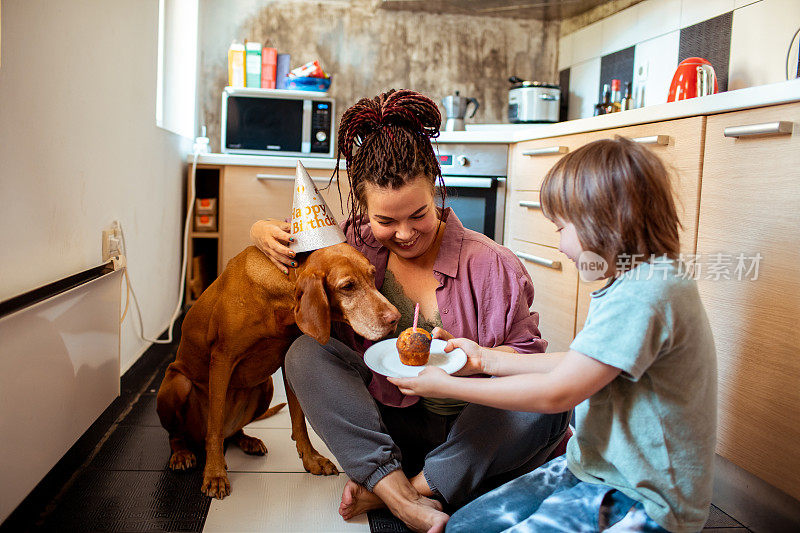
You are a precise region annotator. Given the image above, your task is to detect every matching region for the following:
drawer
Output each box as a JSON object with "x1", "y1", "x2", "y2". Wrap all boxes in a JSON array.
[
  {"x1": 510, "y1": 240, "x2": 578, "y2": 353},
  {"x1": 509, "y1": 133, "x2": 586, "y2": 191},
  {"x1": 582, "y1": 116, "x2": 704, "y2": 254},
  {"x1": 506, "y1": 190, "x2": 560, "y2": 249},
  {"x1": 221, "y1": 165, "x2": 349, "y2": 267}
]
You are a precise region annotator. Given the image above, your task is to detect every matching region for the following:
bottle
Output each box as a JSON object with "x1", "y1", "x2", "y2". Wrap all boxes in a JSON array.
[
  {"x1": 622, "y1": 82, "x2": 634, "y2": 111},
  {"x1": 594, "y1": 84, "x2": 611, "y2": 116},
  {"x1": 610, "y1": 79, "x2": 622, "y2": 113},
  {"x1": 227, "y1": 41, "x2": 245, "y2": 88}
]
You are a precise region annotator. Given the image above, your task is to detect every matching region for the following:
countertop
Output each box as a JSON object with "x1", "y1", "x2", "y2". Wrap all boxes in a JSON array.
[{"x1": 192, "y1": 78, "x2": 800, "y2": 168}]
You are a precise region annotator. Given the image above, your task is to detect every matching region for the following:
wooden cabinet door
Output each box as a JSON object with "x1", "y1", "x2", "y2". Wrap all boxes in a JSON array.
[
  {"x1": 509, "y1": 239, "x2": 579, "y2": 353},
  {"x1": 221, "y1": 165, "x2": 349, "y2": 267},
  {"x1": 582, "y1": 116, "x2": 705, "y2": 255},
  {"x1": 696, "y1": 102, "x2": 800, "y2": 500},
  {"x1": 508, "y1": 133, "x2": 588, "y2": 192}
]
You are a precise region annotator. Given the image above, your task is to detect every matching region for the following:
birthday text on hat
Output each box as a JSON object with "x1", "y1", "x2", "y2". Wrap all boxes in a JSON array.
[{"x1": 292, "y1": 203, "x2": 337, "y2": 233}]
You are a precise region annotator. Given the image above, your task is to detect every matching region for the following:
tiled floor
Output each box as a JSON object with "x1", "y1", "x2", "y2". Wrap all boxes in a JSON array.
[{"x1": 4, "y1": 345, "x2": 753, "y2": 532}]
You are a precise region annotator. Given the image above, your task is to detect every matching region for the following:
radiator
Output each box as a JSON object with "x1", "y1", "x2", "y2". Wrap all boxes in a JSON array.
[{"x1": 0, "y1": 262, "x2": 123, "y2": 522}]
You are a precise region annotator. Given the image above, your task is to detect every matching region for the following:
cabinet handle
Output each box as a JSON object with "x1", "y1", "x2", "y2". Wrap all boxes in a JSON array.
[
  {"x1": 514, "y1": 251, "x2": 561, "y2": 270},
  {"x1": 522, "y1": 146, "x2": 569, "y2": 156},
  {"x1": 632, "y1": 135, "x2": 670, "y2": 145},
  {"x1": 256, "y1": 173, "x2": 337, "y2": 183},
  {"x1": 723, "y1": 121, "x2": 794, "y2": 138},
  {"x1": 519, "y1": 200, "x2": 542, "y2": 209}
]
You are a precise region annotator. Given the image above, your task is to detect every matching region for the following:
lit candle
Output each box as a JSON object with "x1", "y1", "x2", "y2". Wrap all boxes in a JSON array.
[{"x1": 413, "y1": 303, "x2": 419, "y2": 332}]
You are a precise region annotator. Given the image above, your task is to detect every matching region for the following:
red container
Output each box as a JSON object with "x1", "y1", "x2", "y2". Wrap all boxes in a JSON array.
[{"x1": 668, "y1": 57, "x2": 718, "y2": 102}]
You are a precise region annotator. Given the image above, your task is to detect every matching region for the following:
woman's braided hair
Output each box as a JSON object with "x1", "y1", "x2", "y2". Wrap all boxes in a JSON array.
[{"x1": 333, "y1": 89, "x2": 445, "y2": 245}]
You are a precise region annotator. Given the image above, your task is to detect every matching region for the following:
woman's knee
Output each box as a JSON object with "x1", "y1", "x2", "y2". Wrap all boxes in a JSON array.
[{"x1": 284, "y1": 334, "x2": 324, "y2": 385}]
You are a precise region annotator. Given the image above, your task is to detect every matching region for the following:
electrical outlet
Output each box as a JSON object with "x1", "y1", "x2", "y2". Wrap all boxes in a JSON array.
[{"x1": 102, "y1": 221, "x2": 122, "y2": 262}]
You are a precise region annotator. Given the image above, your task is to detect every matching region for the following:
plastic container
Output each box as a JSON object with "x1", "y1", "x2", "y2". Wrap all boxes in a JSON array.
[
  {"x1": 285, "y1": 76, "x2": 332, "y2": 92},
  {"x1": 245, "y1": 42, "x2": 262, "y2": 88},
  {"x1": 227, "y1": 41, "x2": 245, "y2": 88}
]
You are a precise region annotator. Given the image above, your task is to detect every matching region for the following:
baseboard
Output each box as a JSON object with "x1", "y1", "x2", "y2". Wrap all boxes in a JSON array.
[{"x1": 713, "y1": 454, "x2": 800, "y2": 532}]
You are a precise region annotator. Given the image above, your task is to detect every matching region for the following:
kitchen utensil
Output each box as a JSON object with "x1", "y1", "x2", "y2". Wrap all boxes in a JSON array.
[
  {"x1": 668, "y1": 57, "x2": 718, "y2": 102},
  {"x1": 363, "y1": 338, "x2": 467, "y2": 378},
  {"x1": 442, "y1": 91, "x2": 479, "y2": 131},
  {"x1": 508, "y1": 76, "x2": 560, "y2": 123}
]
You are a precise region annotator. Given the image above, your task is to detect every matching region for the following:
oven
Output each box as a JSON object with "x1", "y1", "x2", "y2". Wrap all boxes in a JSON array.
[{"x1": 434, "y1": 143, "x2": 508, "y2": 243}]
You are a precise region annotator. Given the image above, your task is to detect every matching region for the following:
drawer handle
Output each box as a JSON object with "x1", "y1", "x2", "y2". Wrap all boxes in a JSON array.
[
  {"x1": 632, "y1": 135, "x2": 670, "y2": 145},
  {"x1": 256, "y1": 173, "x2": 337, "y2": 183},
  {"x1": 723, "y1": 121, "x2": 793, "y2": 138},
  {"x1": 522, "y1": 146, "x2": 569, "y2": 156},
  {"x1": 519, "y1": 200, "x2": 542, "y2": 209},
  {"x1": 514, "y1": 251, "x2": 561, "y2": 270}
]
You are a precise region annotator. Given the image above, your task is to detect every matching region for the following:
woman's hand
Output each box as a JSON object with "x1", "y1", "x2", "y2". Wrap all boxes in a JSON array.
[
  {"x1": 250, "y1": 219, "x2": 296, "y2": 274},
  {"x1": 432, "y1": 328, "x2": 485, "y2": 376},
  {"x1": 387, "y1": 367, "x2": 452, "y2": 398}
]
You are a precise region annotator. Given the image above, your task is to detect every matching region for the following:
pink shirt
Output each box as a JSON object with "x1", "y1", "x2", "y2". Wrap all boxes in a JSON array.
[{"x1": 335, "y1": 207, "x2": 547, "y2": 407}]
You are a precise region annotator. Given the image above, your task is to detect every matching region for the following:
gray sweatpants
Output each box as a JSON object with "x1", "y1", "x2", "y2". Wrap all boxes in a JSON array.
[{"x1": 284, "y1": 335, "x2": 570, "y2": 507}]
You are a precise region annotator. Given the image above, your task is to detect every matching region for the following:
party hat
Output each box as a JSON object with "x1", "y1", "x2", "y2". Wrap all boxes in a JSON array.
[{"x1": 289, "y1": 161, "x2": 346, "y2": 253}]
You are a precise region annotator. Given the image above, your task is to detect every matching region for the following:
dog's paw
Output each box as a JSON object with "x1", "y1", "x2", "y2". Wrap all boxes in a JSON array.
[
  {"x1": 169, "y1": 450, "x2": 197, "y2": 471},
  {"x1": 201, "y1": 470, "x2": 231, "y2": 499},
  {"x1": 302, "y1": 453, "x2": 339, "y2": 476},
  {"x1": 236, "y1": 434, "x2": 268, "y2": 455}
]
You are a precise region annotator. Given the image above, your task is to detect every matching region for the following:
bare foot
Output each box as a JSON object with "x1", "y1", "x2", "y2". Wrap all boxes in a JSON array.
[
  {"x1": 339, "y1": 479, "x2": 386, "y2": 520},
  {"x1": 390, "y1": 495, "x2": 448, "y2": 533}
]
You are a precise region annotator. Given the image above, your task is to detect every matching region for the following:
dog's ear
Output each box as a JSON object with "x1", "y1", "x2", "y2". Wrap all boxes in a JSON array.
[{"x1": 294, "y1": 271, "x2": 330, "y2": 345}]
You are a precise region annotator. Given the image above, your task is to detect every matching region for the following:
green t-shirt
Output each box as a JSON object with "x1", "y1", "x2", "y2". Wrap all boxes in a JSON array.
[{"x1": 567, "y1": 257, "x2": 717, "y2": 533}]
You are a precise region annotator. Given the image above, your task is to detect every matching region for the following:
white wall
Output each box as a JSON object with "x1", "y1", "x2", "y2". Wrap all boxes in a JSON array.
[
  {"x1": 559, "y1": 0, "x2": 800, "y2": 119},
  {"x1": 0, "y1": 0, "x2": 191, "y2": 373}
]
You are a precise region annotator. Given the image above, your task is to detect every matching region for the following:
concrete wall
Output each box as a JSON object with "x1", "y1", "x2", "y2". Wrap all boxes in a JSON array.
[
  {"x1": 0, "y1": 0, "x2": 190, "y2": 373},
  {"x1": 198, "y1": 0, "x2": 560, "y2": 151}
]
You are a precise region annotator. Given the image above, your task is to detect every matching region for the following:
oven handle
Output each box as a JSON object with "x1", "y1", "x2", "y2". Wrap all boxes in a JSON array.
[{"x1": 440, "y1": 176, "x2": 501, "y2": 188}]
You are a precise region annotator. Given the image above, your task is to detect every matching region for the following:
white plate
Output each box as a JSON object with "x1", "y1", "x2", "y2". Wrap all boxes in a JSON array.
[{"x1": 364, "y1": 338, "x2": 467, "y2": 378}]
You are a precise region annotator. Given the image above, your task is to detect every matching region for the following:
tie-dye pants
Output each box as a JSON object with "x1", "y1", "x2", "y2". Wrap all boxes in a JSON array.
[{"x1": 445, "y1": 455, "x2": 669, "y2": 532}]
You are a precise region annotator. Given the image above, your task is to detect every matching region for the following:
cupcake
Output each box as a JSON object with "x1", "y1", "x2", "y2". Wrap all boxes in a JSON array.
[{"x1": 396, "y1": 326, "x2": 432, "y2": 366}]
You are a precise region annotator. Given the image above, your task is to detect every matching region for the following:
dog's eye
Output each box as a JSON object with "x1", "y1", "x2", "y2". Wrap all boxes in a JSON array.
[{"x1": 338, "y1": 280, "x2": 355, "y2": 291}]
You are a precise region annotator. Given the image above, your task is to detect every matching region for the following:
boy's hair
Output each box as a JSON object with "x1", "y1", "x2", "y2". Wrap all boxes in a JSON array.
[
  {"x1": 540, "y1": 136, "x2": 681, "y2": 268},
  {"x1": 333, "y1": 89, "x2": 445, "y2": 243}
]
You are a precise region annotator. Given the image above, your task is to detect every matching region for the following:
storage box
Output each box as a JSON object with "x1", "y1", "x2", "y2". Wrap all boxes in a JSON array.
[
  {"x1": 195, "y1": 198, "x2": 217, "y2": 215},
  {"x1": 194, "y1": 214, "x2": 217, "y2": 232}
]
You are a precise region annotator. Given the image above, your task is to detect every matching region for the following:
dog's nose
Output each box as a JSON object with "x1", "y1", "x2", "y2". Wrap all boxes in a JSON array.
[{"x1": 383, "y1": 307, "x2": 401, "y2": 327}]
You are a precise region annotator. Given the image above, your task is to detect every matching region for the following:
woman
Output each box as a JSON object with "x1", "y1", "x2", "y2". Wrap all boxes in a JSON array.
[{"x1": 251, "y1": 89, "x2": 569, "y2": 533}]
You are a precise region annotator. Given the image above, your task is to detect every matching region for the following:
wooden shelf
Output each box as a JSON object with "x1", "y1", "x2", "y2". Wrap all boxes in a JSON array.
[{"x1": 191, "y1": 231, "x2": 219, "y2": 238}]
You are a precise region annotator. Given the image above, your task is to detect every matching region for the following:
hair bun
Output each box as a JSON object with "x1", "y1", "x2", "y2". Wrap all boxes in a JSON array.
[{"x1": 378, "y1": 90, "x2": 441, "y2": 138}]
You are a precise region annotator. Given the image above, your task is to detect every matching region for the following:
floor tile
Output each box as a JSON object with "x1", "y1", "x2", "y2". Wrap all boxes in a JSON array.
[
  {"x1": 203, "y1": 473, "x2": 369, "y2": 532},
  {"x1": 225, "y1": 427, "x2": 341, "y2": 473}
]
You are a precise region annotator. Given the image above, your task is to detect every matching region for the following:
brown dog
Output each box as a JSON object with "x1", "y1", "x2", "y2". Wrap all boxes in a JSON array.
[{"x1": 156, "y1": 243, "x2": 400, "y2": 499}]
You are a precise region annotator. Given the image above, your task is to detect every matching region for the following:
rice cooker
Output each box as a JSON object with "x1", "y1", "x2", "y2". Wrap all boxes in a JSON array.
[{"x1": 508, "y1": 76, "x2": 561, "y2": 123}]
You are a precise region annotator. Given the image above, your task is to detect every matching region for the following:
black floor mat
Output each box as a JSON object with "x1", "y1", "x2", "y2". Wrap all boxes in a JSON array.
[
  {"x1": 39, "y1": 469, "x2": 210, "y2": 532},
  {"x1": 368, "y1": 509, "x2": 413, "y2": 533},
  {"x1": 119, "y1": 393, "x2": 161, "y2": 427}
]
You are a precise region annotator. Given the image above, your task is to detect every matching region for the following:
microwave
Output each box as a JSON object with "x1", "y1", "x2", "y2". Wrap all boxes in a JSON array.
[{"x1": 221, "y1": 87, "x2": 335, "y2": 157}]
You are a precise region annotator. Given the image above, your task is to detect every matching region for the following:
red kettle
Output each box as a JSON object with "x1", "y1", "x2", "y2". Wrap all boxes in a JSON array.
[{"x1": 668, "y1": 57, "x2": 718, "y2": 102}]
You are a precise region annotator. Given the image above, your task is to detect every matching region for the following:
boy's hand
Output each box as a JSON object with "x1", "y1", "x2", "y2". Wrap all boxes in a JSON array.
[
  {"x1": 443, "y1": 335, "x2": 486, "y2": 376},
  {"x1": 388, "y1": 367, "x2": 452, "y2": 398}
]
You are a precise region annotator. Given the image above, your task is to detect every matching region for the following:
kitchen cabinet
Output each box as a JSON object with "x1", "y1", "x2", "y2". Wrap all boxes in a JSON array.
[
  {"x1": 695, "y1": 102, "x2": 800, "y2": 501},
  {"x1": 184, "y1": 163, "x2": 346, "y2": 304},
  {"x1": 575, "y1": 116, "x2": 706, "y2": 331},
  {"x1": 510, "y1": 239, "x2": 580, "y2": 353},
  {"x1": 506, "y1": 134, "x2": 587, "y2": 351},
  {"x1": 221, "y1": 165, "x2": 348, "y2": 267}
]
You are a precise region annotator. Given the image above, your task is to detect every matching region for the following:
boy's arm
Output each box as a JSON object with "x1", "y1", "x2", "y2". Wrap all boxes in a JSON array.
[
  {"x1": 389, "y1": 349, "x2": 621, "y2": 413},
  {"x1": 441, "y1": 335, "x2": 566, "y2": 376}
]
